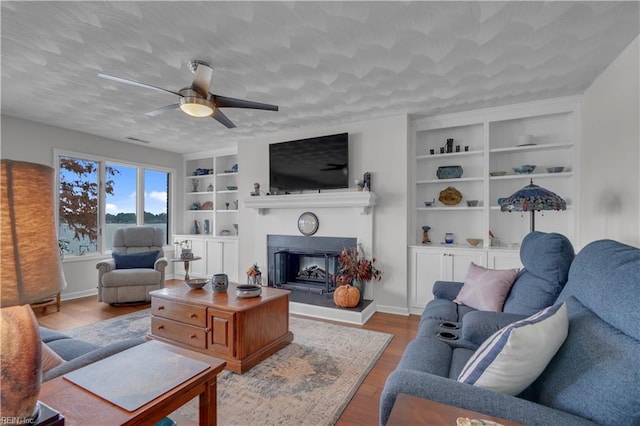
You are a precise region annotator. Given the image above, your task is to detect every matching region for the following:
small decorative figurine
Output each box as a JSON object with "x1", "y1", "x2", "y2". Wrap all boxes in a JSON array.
[
  {"x1": 422, "y1": 226, "x2": 431, "y2": 245},
  {"x1": 251, "y1": 182, "x2": 260, "y2": 196},
  {"x1": 191, "y1": 178, "x2": 199, "y2": 192}
]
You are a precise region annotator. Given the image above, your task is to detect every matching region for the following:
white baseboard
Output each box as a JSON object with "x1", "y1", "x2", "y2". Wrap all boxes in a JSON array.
[
  {"x1": 61, "y1": 289, "x2": 98, "y2": 301},
  {"x1": 375, "y1": 304, "x2": 411, "y2": 316}
]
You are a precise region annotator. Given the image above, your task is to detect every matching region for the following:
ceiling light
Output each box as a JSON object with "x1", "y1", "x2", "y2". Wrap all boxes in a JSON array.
[{"x1": 179, "y1": 96, "x2": 214, "y2": 118}]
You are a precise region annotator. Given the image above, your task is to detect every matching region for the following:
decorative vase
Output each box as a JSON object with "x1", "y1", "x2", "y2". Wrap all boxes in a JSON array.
[{"x1": 351, "y1": 280, "x2": 365, "y2": 305}]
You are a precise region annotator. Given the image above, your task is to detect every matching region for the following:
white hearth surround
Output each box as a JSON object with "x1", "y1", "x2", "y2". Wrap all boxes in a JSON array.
[
  {"x1": 237, "y1": 116, "x2": 410, "y2": 317},
  {"x1": 244, "y1": 192, "x2": 377, "y2": 323}
]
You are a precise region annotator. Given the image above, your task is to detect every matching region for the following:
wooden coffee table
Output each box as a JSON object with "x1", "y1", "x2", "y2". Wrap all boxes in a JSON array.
[
  {"x1": 388, "y1": 393, "x2": 523, "y2": 426},
  {"x1": 39, "y1": 341, "x2": 226, "y2": 426},
  {"x1": 149, "y1": 283, "x2": 293, "y2": 373}
]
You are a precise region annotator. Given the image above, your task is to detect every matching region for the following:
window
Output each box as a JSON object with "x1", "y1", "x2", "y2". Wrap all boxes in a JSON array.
[
  {"x1": 144, "y1": 169, "x2": 169, "y2": 237},
  {"x1": 57, "y1": 152, "x2": 172, "y2": 254}
]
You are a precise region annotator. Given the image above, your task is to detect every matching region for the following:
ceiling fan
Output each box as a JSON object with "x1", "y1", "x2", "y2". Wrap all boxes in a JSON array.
[{"x1": 98, "y1": 60, "x2": 278, "y2": 128}]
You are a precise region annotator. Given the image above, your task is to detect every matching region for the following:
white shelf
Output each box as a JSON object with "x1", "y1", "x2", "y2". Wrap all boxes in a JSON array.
[
  {"x1": 416, "y1": 177, "x2": 484, "y2": 184},
  {"x1": 488, "y1": 172, "x2": 573, "y2": 180},
  {"x1": 217, "y1": 190, "x2": 238, "y2": 194},
  {"x1": 217, "y1": 172, "x2": 238, "y2": 177},
  {"x1": 187, "y1": 191, "x2": 214, "y2": 195},
  {"x1": 186, "y1": 174, "x2": 214, "y2": 179},
  {"x1": 490, "y1": 142, "x2": 573, "y2": 154},
  {"x1": 216, "y1": 209, "x2": 238, "y2": 213},
  {"x1": 185, "y1": 209, "x2": 214, "y2": 213},
  {"x1": 244, "y1": 191, "x2": 376, "y2": 215},
  {"x1": 416, "y1": 150, "x2": 484, "y2": 160}
]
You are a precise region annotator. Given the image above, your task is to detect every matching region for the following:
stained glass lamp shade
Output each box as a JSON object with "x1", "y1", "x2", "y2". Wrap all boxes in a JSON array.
[{"x1": 498, "y1": 179, "x2": 567, "y2": 232}]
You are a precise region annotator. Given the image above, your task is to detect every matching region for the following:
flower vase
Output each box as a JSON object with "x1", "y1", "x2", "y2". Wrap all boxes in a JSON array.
[{"x1": 352, "y1": 280, "x2": 365, "y2": 305}]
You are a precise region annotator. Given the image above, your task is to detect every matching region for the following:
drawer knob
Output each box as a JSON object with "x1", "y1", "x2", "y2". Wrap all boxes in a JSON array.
[
  {"x1": 157, "y1": 325, "x2": 165, "y2": 330},
  {"x1": 157, "y1": 305, "x2": 165, "y2": 310},
  {"x1": 190, "y1": 334, "x2": 196, "y2": 339},
  {"x1": 190, "y1": 313, "x2": 197, "y2": 319}
]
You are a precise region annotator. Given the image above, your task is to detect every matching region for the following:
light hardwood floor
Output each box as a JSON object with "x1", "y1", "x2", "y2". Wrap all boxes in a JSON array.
[{"x1": 35, "y1": 279, "x2": 420, "y2": 426}]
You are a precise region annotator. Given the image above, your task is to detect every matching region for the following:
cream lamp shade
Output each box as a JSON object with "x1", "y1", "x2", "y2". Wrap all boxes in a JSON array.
[{"x1": 1, "y1": 159, "x2": 66, "y2": 305}]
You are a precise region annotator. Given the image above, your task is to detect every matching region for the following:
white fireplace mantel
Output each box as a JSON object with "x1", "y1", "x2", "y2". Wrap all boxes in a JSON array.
[{"x1": 244, "y1": 191, "x2": 376, "y2": 215}]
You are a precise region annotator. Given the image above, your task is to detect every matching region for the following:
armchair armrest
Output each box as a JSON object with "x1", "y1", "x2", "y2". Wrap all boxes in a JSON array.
[
  {"x1": 432, "y1": 281, "x2": 464, "y2": 301},
  {"x1": 461, "y1": 311, "x2": 528, "y2": 346},
  {"x1": 154, "y1": 256, "x2": 168, "y2": 271},
  {"x1": 96, "y1": 258, "x2": 116, "y2": 273},
  {"x1": 43, "y1": 338, "x2": 145, "y2": 382},
  {"x1": 380, "y1": 369, "x2": 595, "y2": 426}
]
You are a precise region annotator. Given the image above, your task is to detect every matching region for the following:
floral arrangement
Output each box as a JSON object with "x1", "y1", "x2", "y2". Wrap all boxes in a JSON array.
[
  {"x1": 246, "y1": 263, "x2": 262, "y2": 286},
  {"x1": 246, "y1": 263, "x2": 261, "y2": 277},
  {"x1": 336, "y1": 246, "x2": 382, "y2": 283}
]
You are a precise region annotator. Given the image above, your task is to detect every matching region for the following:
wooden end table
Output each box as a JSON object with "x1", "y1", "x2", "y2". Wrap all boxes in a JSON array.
[
  {"x1": 39, "y1": 341, "x2": 226, "y2": 426},
  {"x1": 170, "y1": 256, "x2": 202, "y2": 281},
  {"x1": 388, "y1": 393, "x2": 523, "y2": 426},
  {"x1": 149, "y1": 283, "x2": 293, "y2": 373}
]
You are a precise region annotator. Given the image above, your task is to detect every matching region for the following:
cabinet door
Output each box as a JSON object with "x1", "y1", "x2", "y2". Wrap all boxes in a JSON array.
[
  {"x1": 205, "y1": 239, "x2": 223, "y2": 275},
  {"x1": 410, "y1": 249, "x2": 447, "y2": 311},
  {"x1": 449, "y1": 249, "x2": 486, "y2": 282},
  {"x1": 222, "y1": 240, "x2": 238, "y2": 282},
  {"x1": 488, "y1": 250, "x2": 522, "y2": 270},
  {"x1": 207, "y1": 308, "x2": 235, "y2": 357}
]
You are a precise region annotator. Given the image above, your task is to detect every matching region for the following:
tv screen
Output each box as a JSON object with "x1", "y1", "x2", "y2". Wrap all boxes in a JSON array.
[{"x1": 269, "y1": 133, "x2": 349, "y2": 194}]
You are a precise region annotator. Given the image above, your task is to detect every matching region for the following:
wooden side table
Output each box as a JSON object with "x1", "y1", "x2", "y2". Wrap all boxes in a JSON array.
[
  {"x1": 170, "y1": 256, "x2": 202, "y2": 281},
  {"x1": 39, "y1": 341, "x2": 226, "y2": 426},
  {"x1": 387, "y1": 393, "x2": 523, "y2": 426}
]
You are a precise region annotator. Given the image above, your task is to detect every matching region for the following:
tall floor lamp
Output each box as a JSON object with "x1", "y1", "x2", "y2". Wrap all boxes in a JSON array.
[
  {"x1": 1, "y1": 160, "x2": 66, "y2": 421},
  {"x1": 498, "y1": 179, "x2": 567, "y2": 232}
]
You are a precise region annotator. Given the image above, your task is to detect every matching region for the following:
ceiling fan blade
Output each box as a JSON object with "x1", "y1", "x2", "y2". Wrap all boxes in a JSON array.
[
  {"x1": 192, "y1": 63, "x2": 214, "y2": 97},
  {"x1": 145, "y1": 103, "x2": 180, "y2": 117},
  {"x1": 211, "y1": 108, "x2": 236, "y2": 129},
  {"x1": 98, "y1": 73, "x2": 180, "y2": 96},
  {"x1": 212, "y1": 94, "x2": 279, "y2": 111}
]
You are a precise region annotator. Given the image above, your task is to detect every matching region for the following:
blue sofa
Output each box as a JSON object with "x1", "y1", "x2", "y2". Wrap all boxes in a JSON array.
[
  {"x1": 380, "y1": 239, "x2": 640, "y2": 425},
  {"x1": 419, "y1": 232, "x2": 575, "y2": 349}
]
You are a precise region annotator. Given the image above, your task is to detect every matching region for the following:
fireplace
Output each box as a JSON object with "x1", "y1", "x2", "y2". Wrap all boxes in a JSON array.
[{"x1": 267, "y1": 235, "x2": 357, "y2": 294}]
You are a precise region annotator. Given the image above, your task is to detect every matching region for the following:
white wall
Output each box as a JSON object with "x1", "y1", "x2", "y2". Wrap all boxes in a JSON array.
[
  {"x1": 1, "y1": 115, "x2": 183, "y2": 299},
  {"x1": 581, "y1": 36, "x2": 640, "y2": 248},
  {"x1": 238, "y1": 115, "x2": 410, "y2": 315}
]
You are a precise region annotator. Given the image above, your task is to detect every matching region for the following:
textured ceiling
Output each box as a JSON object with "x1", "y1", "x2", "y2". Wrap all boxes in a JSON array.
[{"x1": 2, "y1": 1, "x2": 638, "y2": 154}]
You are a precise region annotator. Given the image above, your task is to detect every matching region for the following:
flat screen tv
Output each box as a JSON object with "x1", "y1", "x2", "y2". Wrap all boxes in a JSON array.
[{"x1": 269, "y1": 133, "x2": 348, "y2": 193}]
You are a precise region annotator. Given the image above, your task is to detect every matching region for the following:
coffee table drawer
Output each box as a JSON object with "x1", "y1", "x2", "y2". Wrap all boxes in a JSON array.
[
  {"x1": 151, "y1": 317, "x2": 207, "y2": 350},
  {"x1": 152, "y1": 298, "x2": 207, "y2": 327}
]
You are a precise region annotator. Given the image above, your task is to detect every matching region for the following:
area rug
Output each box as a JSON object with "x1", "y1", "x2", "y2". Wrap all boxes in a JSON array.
[{"x1": 66, "y1": 309, "x2": 392, "y2": 425}]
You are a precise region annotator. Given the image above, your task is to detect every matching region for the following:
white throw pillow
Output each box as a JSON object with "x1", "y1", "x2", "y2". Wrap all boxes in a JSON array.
[
  {"x1": 454, "y1": 263, "x2": 519, "y2": 312},
  {"x1": 457, "y1": 302, "x2": 568, "y2": 395}
]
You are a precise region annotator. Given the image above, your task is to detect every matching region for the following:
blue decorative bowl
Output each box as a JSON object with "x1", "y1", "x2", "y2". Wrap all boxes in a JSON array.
[
  {"x1": 546, "y1": 166, "x2": 565, "y2": 173},
  {"x1": 437, "y1": 165, "x2": 463, "y2": 179},
  {"x1": 512, "y1": 165, "x2": 536, "y2": 174}
]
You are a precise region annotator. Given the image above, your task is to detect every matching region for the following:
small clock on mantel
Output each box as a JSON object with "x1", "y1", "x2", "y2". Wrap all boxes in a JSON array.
[{"x1": 297, "y1": 212, "x2": 319, "y2": 236}]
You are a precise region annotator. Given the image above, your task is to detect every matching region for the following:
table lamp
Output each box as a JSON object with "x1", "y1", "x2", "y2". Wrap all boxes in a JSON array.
[
  {"x1": 498, "y1": 178, "x2": 567, "y2": 232},
  {"x1": 1, "y1": 160, "x2": 66, "y2": 422}
]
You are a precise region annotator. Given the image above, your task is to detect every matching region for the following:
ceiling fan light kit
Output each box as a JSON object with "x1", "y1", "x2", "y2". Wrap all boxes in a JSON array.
[{"x1": 180, "y1": 96, "x2": 215, "y2": 118}]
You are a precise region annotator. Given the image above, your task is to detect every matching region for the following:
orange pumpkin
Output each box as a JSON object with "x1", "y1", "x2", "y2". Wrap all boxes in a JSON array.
[{"x1": 333, "y1": 284, "x2": 360, "y2": 308}]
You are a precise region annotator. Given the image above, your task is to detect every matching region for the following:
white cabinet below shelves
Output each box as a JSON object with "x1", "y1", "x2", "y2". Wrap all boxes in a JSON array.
[
  {"x1": 408, "y1": 246, "x2": 486, "y2": 314},
  {"x1": 173, "y1": 235, "x2": 238, "y2": 282},
  {"x1": 205, "y1": 238, "x2": 238, "y2": 282}
]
